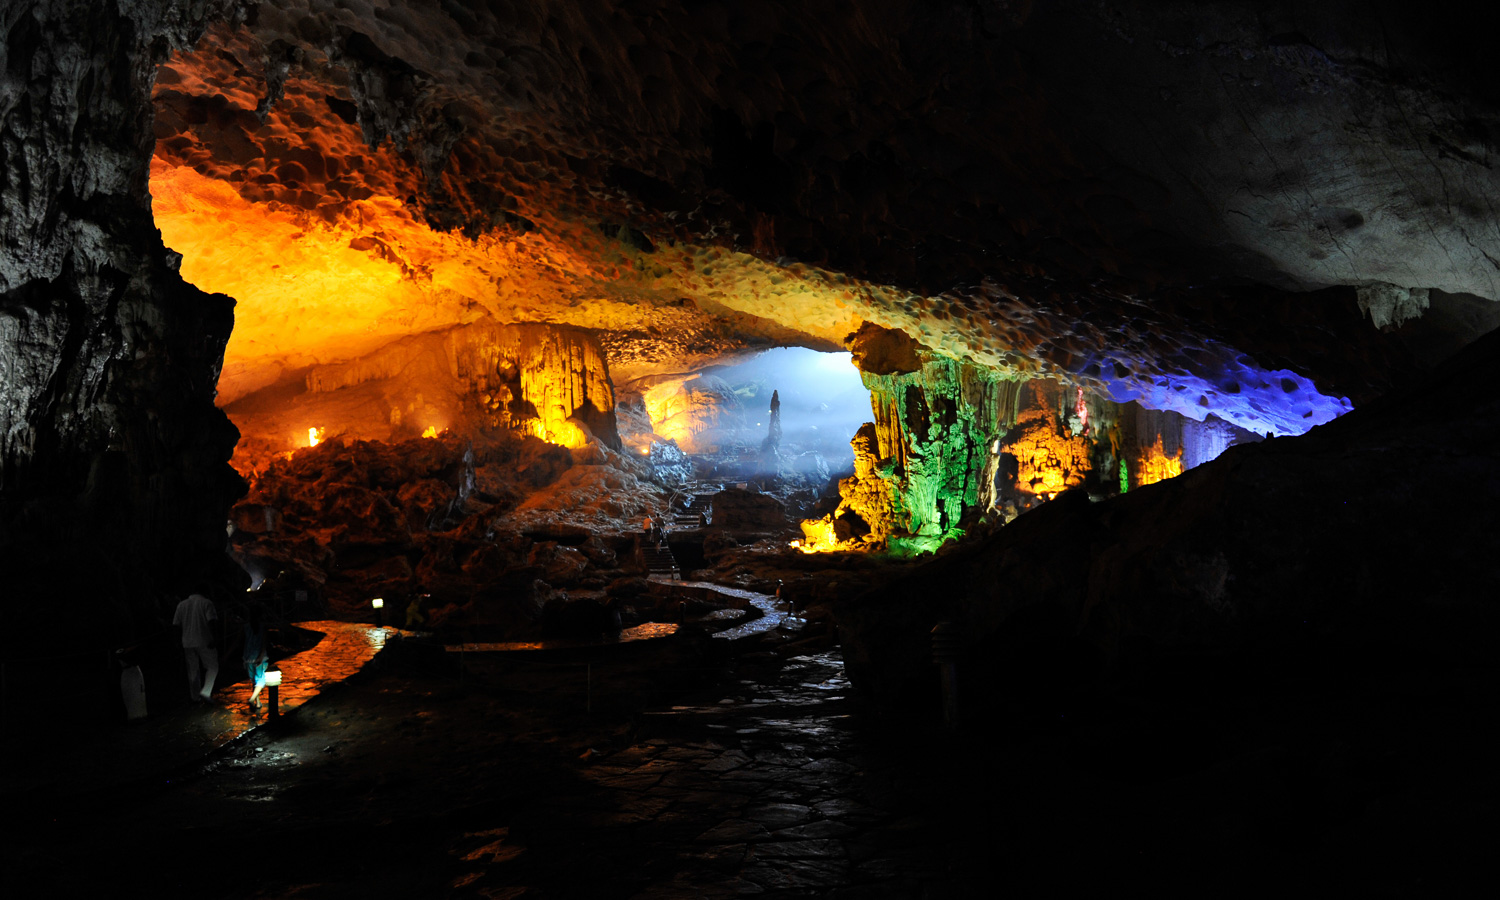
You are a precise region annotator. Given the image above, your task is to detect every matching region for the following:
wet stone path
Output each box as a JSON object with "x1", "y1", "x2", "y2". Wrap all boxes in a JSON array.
[
  {"x1": 210, "y1": 620, "x2": 407, "y2": 744},
  {"x1": 449, "y1": 651, "x2": 962, "y2": 899},
  {"x1": 0, "y1": 621, "x2": 409, "y2": 801}
]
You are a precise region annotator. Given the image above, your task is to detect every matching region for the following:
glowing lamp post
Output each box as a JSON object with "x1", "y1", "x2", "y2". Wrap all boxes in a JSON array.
[
  {"x1": 264, "y1": 669, "x2": 282, "y2": 719},
  {"x1": 372, "y1": 597, "x2": 384, "y2": 628}
]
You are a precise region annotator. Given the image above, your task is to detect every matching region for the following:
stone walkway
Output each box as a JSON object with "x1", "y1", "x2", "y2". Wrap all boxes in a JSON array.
[
  {"x1": 647, "y1": 577, "x2": 788, "y2": 641},
  {"x1": 208, "y1": 620, "x2": 406, "y2": 744},
  {"x1": 0, "y1": 620, "x2": 407, "y2": 800},
  {"x1": 447, "y1": 650, "x2": 962, "y2": 899}
]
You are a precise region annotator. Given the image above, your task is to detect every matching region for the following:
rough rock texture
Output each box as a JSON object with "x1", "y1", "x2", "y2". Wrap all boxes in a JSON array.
[
  {"x1": 862, "y1": 354, "x2": 1010, "y2": 545},
  {"x1": 144, "y1": 3, "x2": 1470, "y2": 436},
  {"x1": 231, "y1": 430, "x2": 665, "y2": 616},
  {"x1": 800, "y1": 423, "x2": 895, "y2": 552},
  {"x1": 812, "y1": 340, "x2": 1267, "y2": 553},
  {"x1": 226, "y1": 318, "x2": 618, "y2": 475},
  {"x1": 838, "y1": 324, "x2": 1500, "y2": 712},
  {"x1": 641, "y1": 374, "x2": 743, "y2": 454},
  {"x1": 6, "y1": 0, "x2": 1500, "y2": 651},
  {"x1": 0, "y1": 1, "x2": 245, "y2": 640},
  {"x1": 1007, "y1": 401, "x2": 1094, "y2": 497},
  {"x1": 705, "y1": 487, "x2": 786, "y2": 532},
  {"x1": 1018, "y1": 4, "x2": 1500, "y2": 301}
]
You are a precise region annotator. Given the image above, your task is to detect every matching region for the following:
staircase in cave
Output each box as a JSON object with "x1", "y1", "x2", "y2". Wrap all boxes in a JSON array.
[
  {"x1": 669, "y1": 488, "x2": 719, "y2": 530},
  {"x1": 641, "y1": 540, "x2": 680, "y2": 579}
]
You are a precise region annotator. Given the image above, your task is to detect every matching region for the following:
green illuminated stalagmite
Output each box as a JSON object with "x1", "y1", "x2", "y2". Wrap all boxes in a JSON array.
[
  {"x1": 863, "y1": 354, "x2": 1021, "y2": 553},
  {"x1": 802, "y1": 323, "x2": 1023, "y2": 554},
  {"x1": 802, "y1": 325, "x2": 1264, "y2": 554}
]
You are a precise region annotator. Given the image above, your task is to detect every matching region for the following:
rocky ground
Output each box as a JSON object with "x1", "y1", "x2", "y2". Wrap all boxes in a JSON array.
[{"x1": 7, "y1": 604, "x2": 1488, "y2": 898}]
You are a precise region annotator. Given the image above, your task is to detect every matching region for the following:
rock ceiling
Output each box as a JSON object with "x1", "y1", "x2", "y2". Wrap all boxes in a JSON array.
[
  {"x1": 145, "y1": 0, "x2": 1500, "y2": 436},
  {"x1": 6, "y1": 0, "x2": 1500, "y2": 620}
]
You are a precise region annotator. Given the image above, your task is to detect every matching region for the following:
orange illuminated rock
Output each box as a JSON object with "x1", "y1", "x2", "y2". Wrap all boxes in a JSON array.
[
  {"x1": 1011, "y1": 408, "x2": 1094, "y2": 496},
  {"x1": 641, "y1": 376, "x2": 743, "y2": 454},
  {"x1": 224, "y1": 318, "x2": 619, "y2": 477},
  {"x1": 152, "y1": 23, "x2": 1206, "y2": 446},
  {"x1": 799, "y1": 424, "x2": 895, "y2": 553},
  {"x1": 1136, "y1": 436, "x2": 1186, "y2": 486}
]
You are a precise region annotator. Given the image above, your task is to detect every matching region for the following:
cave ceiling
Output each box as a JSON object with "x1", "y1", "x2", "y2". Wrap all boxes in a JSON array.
[
  {"x1": 135, "y1": 0, "x2": 1500, "y2": 435},
  {"x1": 5, "y1": 0, "x2": 1500, "y2": 634}
]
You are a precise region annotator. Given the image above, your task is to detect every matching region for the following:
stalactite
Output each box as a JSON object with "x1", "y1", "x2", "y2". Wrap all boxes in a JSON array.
[{"x1": 803, "y1": 323, "x2": 1013, "y2": 554}]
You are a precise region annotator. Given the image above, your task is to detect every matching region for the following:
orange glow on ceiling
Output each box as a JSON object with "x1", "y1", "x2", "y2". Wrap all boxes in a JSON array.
[
  {"x1": 150, "y1": 162, "x2": 616, "y2": 404},
  {"x1": 152, "y1": 19, "x2": 1170, "y2": 457}
]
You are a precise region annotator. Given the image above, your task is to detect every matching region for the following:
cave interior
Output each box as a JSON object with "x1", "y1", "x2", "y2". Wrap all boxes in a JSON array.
[{"x1": 3, "y1": 1, "x2": 1499, "y2": 895}]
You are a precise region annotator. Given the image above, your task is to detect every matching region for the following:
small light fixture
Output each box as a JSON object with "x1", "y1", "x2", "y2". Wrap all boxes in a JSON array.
[
  {"x1": 264, "y1": 669, "x2": 282, "y2": 718},
  {"x1": 372, "y1": 597, "x2": 384, "y2": 627}
]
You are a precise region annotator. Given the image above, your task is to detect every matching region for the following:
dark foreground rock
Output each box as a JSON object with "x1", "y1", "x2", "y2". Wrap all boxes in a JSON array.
[{"x1": 839, "y1": 324, "x2": 1500, "y2": 712}]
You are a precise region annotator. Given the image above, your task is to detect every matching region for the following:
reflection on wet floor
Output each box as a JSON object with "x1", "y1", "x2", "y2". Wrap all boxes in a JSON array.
[
  {"x1": 447, "y1": 650, "x2": 955, "y2": 898},
  {"x1": 445, "y1": 582, "x2": 787, "y2": 657},
  {"x1": 0, "y1": 621, "x2": 413, "y2": 800},
  {"x1": 446, "y1": 621, "x2": 680, "y2": 653},
  {"x1": 647, "y1": 578, "x2": 789, "y2": 642},
  {"x1": 210, "y1": 620, "x2": 407, "y2": 744}
]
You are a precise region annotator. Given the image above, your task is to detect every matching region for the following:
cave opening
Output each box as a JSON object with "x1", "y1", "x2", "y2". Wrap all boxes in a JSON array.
[
  {"x1": 146, "y1": 26, "x2": 898, "y2": 635},
  {"x1": 631, "y1": 347, "x2": 870, "y2": 466},
  {"x1": 12, "y1": 3, "x2": 1500, "y2": 894},
  {"x1": 144, "y1": 21, "x2": 1363, "y2": 635}
]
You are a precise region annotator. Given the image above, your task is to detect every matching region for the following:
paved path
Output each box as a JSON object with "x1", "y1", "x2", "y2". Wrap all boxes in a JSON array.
[
  {"x1": 1, "y1": 620, "x2": 407, "y2": 800},
  {"x1": 209, "y1": 620, "x2": 406, "y2": 743},
  {"x1": 647, "y1": 577, "x2": 788, "y2": 641},
  {"x1": 447, "y1": 650, "x2": 961, "y2": 899}
]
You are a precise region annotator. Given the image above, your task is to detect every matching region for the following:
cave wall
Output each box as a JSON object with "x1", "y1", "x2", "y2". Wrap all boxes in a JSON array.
[
  {"x1": 803, "y1": 324, "x2": 1017, "y2": 553},
  {"x1": 640, "y1": 374, "x2": 743, "y2": 454},
  {"x1": 838, "y1": 325, "x2": 1500, "y2": 712},
  {"x1": 4, "y1": 0, "x2": 1499, "y2": 647},
  {"x1": 311, "y1": 318, "x2": 623, "y2": 450},
  {"x1": 225, "y1": 317, "x2": 621, "y2": 475},
  {"x1": 1, "y1": 2, "x2": 247, "y2": 640},
  {"x1": 862, "y1": 355, "x2": 1011, "y2": 545},
  {"x1": 481, "y1": 322, "x2": 620, "y2": 450}
]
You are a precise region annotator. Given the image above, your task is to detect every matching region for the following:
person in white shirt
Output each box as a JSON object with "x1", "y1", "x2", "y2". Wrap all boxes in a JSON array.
[{"x1": 173, "y1": 591, "x2": 219, "y2": 703}]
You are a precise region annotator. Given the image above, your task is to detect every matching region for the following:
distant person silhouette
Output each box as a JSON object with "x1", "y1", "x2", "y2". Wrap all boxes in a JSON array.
[
  {"x1": 405, "y1": 595, "x2": 427, "y2": 629},
  {"x1": 173, "y1": 589, "x2": 219, "y2": 703}
]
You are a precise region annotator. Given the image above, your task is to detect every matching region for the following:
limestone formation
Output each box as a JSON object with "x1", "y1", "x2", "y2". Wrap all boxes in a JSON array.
[
  {"x1": 5, "y1": 0, "x2": 1500, "y2": 663},
  {"x1": 641, "y1": 375, "x2": 743, "y2": 454},
  {"x1": 838, "y1": 324, "x2": 1500, "y2": 714},
  {"x1": 1, "y1": 1, "x2": 245, "y2": 637}
]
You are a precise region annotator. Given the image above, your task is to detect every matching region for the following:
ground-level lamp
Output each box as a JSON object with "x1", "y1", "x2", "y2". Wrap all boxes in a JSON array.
[
  {"x1": 372, "y1": 597, "x2": 384, "y2": 627},
  {"x1": 264, "y1": 668, "x2": 282, "y2": 719}
]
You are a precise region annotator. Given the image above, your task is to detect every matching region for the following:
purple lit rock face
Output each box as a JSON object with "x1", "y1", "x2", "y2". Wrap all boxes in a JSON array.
[
  {"x1": 1102, "y1": 349, "x2": 1353, "y2": 438},
  {"x1": 7, "y1": 2, "x2": 1500, "y2": 897}
]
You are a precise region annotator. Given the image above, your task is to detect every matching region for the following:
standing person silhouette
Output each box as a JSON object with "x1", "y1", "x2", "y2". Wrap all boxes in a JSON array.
[{"x1": 173, "y1": 588, "x2": 218, "y2": 704}]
